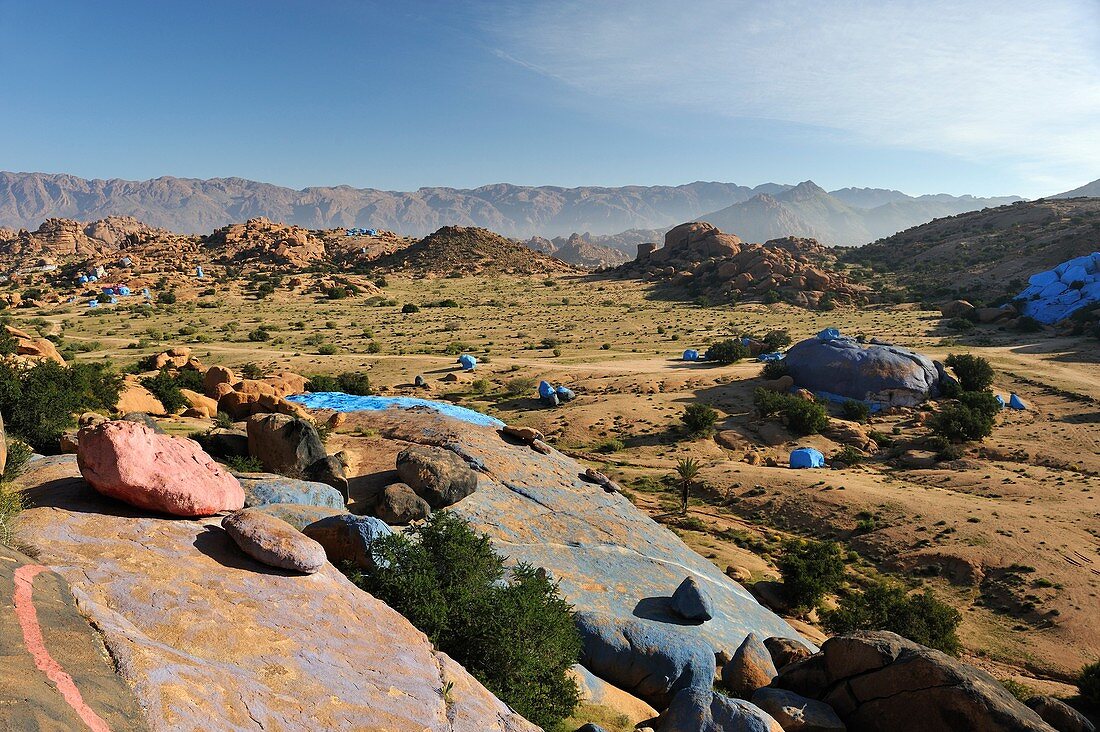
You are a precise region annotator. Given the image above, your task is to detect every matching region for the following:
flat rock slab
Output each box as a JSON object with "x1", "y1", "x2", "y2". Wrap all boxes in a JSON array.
[
  {"x1": 347, "y1": 411, "x2": 803, "y2": 660},
  {"x1": 13, "y1": 455, "x2": 536, "y2": 732},
  {"x1": 0, "y1": 543, "x2": 148, "y2": 732}
]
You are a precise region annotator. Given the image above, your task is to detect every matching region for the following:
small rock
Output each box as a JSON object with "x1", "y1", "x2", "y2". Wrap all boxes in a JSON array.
[
  {"x1": 576, "y1": 725, "x2": 609, "y2": 732},
  {"x1": 502, "y1": 424, "x2": 543, "y2": 442},
  {"x1": 722, "y1": 633, "x2": 778, "y2": 699},
  {"x1": 751, "y1": 687, "x2": 845, "y2": 732},
  {"x1": 530, "y1": 439, "x2": 552, "y2": 454},
  {"x1": 414, "y1": 375, "x2": 427, "y2": 388},
  {"x1": 670, "y1": 575, "x2": 714, "y2": 622},
  {"x1": 725, "y1": 565, "x2": 752, "y2": 583},
  {"x1": 1025, "y1": 696, "x2": 1095, "y2": 732},
  {"x1": 222, "y1": 508, "x2": 327, "y2": 574},
  {"x1": 374, "y1": 483, "x2": 432, "y2": 525},
  {"x1": 764, "y1": 637, "x2": 813, "y2": 670},
  {"x1": 395, "y1": 445, "x2": 478, "y2": 509},
  {"x1": 659, "y1": 688, "x2": 783, "y2": 731},
  {"x1": 303, "y1": 513, "x2": 393, "y2": 570}
]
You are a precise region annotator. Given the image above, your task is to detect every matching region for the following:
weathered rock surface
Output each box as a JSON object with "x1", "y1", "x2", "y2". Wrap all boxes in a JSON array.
[
  {"x1": 751, "y1": 687, "x2": 846, "y2": 731},
  {"x1": 658, "y1": 688, "x2": 784, "y2": 731},
  {"x1": 575, "y1": 611, "x2": 717, "y2": 709},
  {"x1": 1025, "y1": 696, "x2": 1095, "y2": 732},
  {"x1": 396, "y1": 445, "x2": 479, "y2": 508},
  {"x1": 341, "y1": 409, "x2": 803, "y2": 693},
  {"x1": 222, "y1": 508, "x2": 327, "y2": 573},
  {"x1": 246, "y1": 413, "x2": 327, "y2": 476},
  {"x1": 12, "y1": 455, "x2": 537, "y2": 731},
  {"x1": 373, "y1": 482, "x2": 432, "y2": 525},
  {"x1": 302, "y1": 513, "x2": 394, "y2": 570},
  {"x1": 776, "y1": 631, "x2": 1054, "y2": 731},
  {"x1": 568, "y1": 663, "x2": 659, "y2": 725},
  {"x1": 116, "y1": 380, "x2": 166, "y2": 415},
  {"x1": 249, "y1": 503, "x2": 346, "y2": 531},
  {"x1": 723, "y1": 632, "x2": 779, "y2": 698},
  {"x1": 0, "y1": 543, "x2": 149, "y2": 731},
  {"x1": 77, "y1": 421, "x2": 244, "y2": 516},
  {"x1": 765, "y1": 636, "x2": 814, "y2": 670},
  {"x1": 671, "y1": 575, "x2": 714, "y2": 621},
  {"x1": 304, "y1": 453, "x2": 350, "y2": 501},
  {"x1": 200, "y1": 427, "x2": 249, "y2": 459},
  {"x1": 237, "y1": 473, "x2": 345, "y2": 510}
]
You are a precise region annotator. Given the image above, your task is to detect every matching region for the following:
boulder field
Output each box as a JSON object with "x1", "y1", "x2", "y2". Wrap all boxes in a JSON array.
[{"x1": 9, "y1": 455, "x2": 536, "y2": 732}]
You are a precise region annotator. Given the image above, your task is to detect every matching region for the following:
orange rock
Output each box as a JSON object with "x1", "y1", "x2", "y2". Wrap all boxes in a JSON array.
[
  {"x1": 116, "y1": 380, "x2": 166, "y2": 415},
  {"x1": 181, "y1": 389, "x2": 218, "y2": 418}
]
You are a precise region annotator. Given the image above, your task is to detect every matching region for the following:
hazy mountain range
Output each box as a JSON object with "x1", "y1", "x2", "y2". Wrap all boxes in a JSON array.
[{"x1": 0, "y1": 170, "x2": 1044, "y2": 246}]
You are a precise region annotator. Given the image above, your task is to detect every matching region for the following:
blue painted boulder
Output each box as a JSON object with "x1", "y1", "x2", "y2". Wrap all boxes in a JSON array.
[
  {"x1": 683, "y1": 349, "x2": 699, "y2": 361},
  {"x1": 783, "y1": 336, "x2": 940, "y2": 407},
  {"x1": 556, "y1": 386, "x2": 576, "y2": 402},
  {"x1": 1014, "y1": 252, "x2": 1100, "y2": 324},
  {"x1": 671, "y1": 576, "x2": 714, "y2": 622},
  {"x1": 789, "y1": 448, "x2": 825, "y2": 469},
  {"x1": 538, "y1": 380, "x2": 556, "y2": 399},
  {"x1": 659, "y1": 688, "x2": 783, "y2": 732},
  {"x1": 302, "y1": 514, "x2": 393, "y2": 570},
  {"x1": 237, "y1": 474, "x2": 346, "y2": 510},
  {"x1": 817, "y1": 328, "x2": 840, "y2": 341},
  {"x1": 995, "y1": 395, "x2": 1007, "y2": 409},
  {"x1": 1009, "y1": 394, "x2": 1027, "y2": 410},
  {"x1": 458, "y1": 354, "x2": 477, "y2": 371},
  {"x1": 575, "y1": 611, "x2": 716, "y2": 709}
]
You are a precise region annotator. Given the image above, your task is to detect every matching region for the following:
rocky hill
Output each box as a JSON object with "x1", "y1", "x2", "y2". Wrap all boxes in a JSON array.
[
  {"x1": 1052, "y1": 178, "x2": 1100, "y2": 199},
  {"x1": 699, "y1": 181, "x2": 1021, "y2": 247},
  {"x1": 373, "y1": 226, "x2": 581, "y2": 277},
  {"x1": 614, "y1": 221, "x2": 869, "y2": 309},
  {"x1": 0, "y1": 171, "x2": 1020, "y2": 241},
  {"x1": 203, "y1": 218, "x2": 327, "y2": 269},
  {"x1": 843, "y1": 198, "x2": 1100, "y2": 302},
  {"x1": 524, "y1": 233, "x2": 632, "y2": 269}
]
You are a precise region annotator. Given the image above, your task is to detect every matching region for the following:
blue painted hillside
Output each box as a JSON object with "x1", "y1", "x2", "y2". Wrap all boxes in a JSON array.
[{"x1": 1013, "y1": 252, "x2": 1100, "y2": 324}]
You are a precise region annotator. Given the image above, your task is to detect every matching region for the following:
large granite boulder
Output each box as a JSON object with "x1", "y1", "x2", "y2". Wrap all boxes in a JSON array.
[
  {"x1": 77, "y1": 421, "x2": 244, "y2": 517},
  {"x1": 1025, "y1": 696, "x2": 1094, "y2": 732},
  {"x1": 396, "y1": 445, "x2": 479, "y2": 508},
  {"x1": 373, "y1": 482, "x2": 432, "y2": 525},
  {"x1": 236, "y1": 473, "x2": 345, "y2": 510},
  {"x1": 11, "y1": 455, "x2": 537, "y2": 731},
  {"x1": 246, "y1": 413, "x2": 326, "y2": 475},
  {"x1": 775, "y1": 631, "x2": 1054, "y2": 731},
  {"x1": 751, "y1": 687, "x2": 846, "y2": 731},
  {"x1": 568, "y1": 663, "x2": 659, "y2": 725},
  {"x1": 340, "y1": 408, "x2": 803, "y2": 696},
  {"x1": 723, "y1": 633, "x2": 779, "y2": 698},
  {"x1": 575, "y1": 611, "x2": 717, "y2": 709},
  {"x1": 302, "y1": 513, "x2": 394, "y2": 570},
  {"x1": 658, "y1": 688, "x2": 783, "y2": 731},
  {"x1": 782, "y1": 336, "x2": 941, "y2": 407}
]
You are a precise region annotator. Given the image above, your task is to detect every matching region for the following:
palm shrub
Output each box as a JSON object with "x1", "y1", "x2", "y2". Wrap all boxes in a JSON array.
[
  {"x1": 675, "y1": 457, "x2": 701, "y2": 515},
  {"x1": 349, "y1": 513, "x2": 580, "y2": 728}
]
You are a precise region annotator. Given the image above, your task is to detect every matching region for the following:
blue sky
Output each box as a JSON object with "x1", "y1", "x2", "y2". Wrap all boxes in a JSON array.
[{"x1": 0, "y1": 0, "x2": 1096, "y2": 198}]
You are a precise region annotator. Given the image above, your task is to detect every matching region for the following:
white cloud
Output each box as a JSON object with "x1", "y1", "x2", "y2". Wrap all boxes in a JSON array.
[{"x1": 483, "y1": 0, "x2": 1100, "y2": 192}]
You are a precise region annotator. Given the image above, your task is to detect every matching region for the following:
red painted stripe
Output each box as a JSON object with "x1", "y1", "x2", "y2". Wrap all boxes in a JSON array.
[{"x1": 13, "y1": 564, "x2": 114, "y2": 732}]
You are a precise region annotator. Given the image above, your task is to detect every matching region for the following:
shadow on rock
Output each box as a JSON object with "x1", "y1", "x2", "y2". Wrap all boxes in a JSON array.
[
  {"x1": 633, "y1": 596, "x2": 706, "y2": 626},
  {"x1": 192, "y1": 526, "x2": 298, "y2": 577},
  {"x1": 21, "y1": 476, "x2": 163, "y2": 520}
]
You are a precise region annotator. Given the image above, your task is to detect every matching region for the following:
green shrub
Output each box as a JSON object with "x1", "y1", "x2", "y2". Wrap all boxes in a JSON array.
[
  {"x1": 706, "y1": 340, "x2": 750, "y2": 365},
  {"x1": 842, "y1": 399, "x2": 870, "y2": 423},
  {"x1": 763, "y1": 330, "x2": 792, "y2": 350},
  {"x1": 349, "y1": 513, "x2": 581, "y2": 728},
  {"x1": 593, "y1": 437, "x2": 624, "y2": 453},
  {"x1": 945, "y1": 354, "x2": 994, "y2": 392},
  {"x1": 505, "y1": 376, "x2": 537, "y2": 397},
  {"x1": 239, "y1": 362, "x2": 264, "y2": 380},
  {"x1": 0, "y1": 327, "x2": 17, "y2": 356},
  {"x1": 833, "y1": 445, "x2": 864, "y2": 465},
  {"x1": 1, "y1": 437, "x2": 32, "y2": 483},
  {"x1": 173, "y1": 368, "x2": 204, "y2": 393},
  {"x1": 929, "y1": 391, "x2": 1000, "y2": 442},
  {"x1": 317, "y1": 344, "x2": 339, "y2": 355},
  {"x1": 214, "y1": 411, "x2": 234, "y2": 429},
  {"x1": 335, "y1": 372, "x2": 371, "y2": 395},
  {"x1": 0, "y1": 360, "x2": 122, "y2": 452},
  {"x1": 823, "y1": 580, "x2": 962, "y2": 655},
  {"x1": 0, "y1": 486, "x2": 22, "y2": 546},
  {"x1": 140, "y1": 369, "x2": 189, "y2": 414},
  {"x1": 1078, "y1": 661, "x2": 1100, "y2": 705},
  {"x1": 778, "y1": 539, "x2": 846, "y2": 610},
  {"x1": 306, "y1": 375, "x2": 339, "y2": 392},
  {"x1": 225, "y1": 455, "x2": 264, "y2": 473},
  {"x1": 868, "y1": 430, "x2": 894, "y2": 447},
  {"x1": 760, "y1": 360, "x2": 790, "y2": 381},
  {"x1": 753, "y1": 389, "x2": 829, "y2": 436},
  {"x1": 248, "y1": 327, "x2": 272, "y2": 342},
  {"x1": 401, "y1": 303, "x2": 420, "y2": 313},
  {"x1": 682, "y1": 403, "x2": 719, "y2": 437}
]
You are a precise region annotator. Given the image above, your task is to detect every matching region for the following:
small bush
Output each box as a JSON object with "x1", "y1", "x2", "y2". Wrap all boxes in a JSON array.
[
  {"x1": 778, "y1": 539, "x2": 846, "y2": 610},
  {"x1": 593, "y1": 437, "x2": 624, "y2": 453},
  {"x1": 868, "y1": 430, "x2": 894, "y2": 447},
  {"x1": 306, "y1": 375, "x2": 339, "y2": 392},
  {"x1": 471, "y1": 378, "x2": 491, "y2": 394},
  {"x1": 239, "y1": 362, "x2": 265, "y2": 380},
  {"x1": 401, "y1": 303, "x2": 420, "y2": 313},
  {"x1": 706, "y1": 340, "x2": 750, "y2": 365},
  {"x1": 141, "y1": 369, "x2": 189, "y2": 414},
  {"x1": 0, "y1": 486, "x2": 22, "y2": 546},
  {"x1": 225, "y1": 455, "x2": 264, "y2": 473},
  {"x1": 1, "y1": 437, "x2": 33, "y2": 483},
  {"x1": 763, "y1": 330, "x2": 792, "y2": 350},
  {"x1": 753, "y1": 389, "x2": 828, "y2": 436},
  {"x1": 929, "y1": 391, "x2": 1000, "y2": 442},
  {"x1": 505, "y1": 376, "x2": 537, "y2": 397},
  {"x1": 1014, "y1": 316, "x2": 1043, "y2": 333},
  {"x1": 682, "y1": 403, "x2": 719, "y2": 437},
  {"x1": 248, "y1": 327, "x2": 272, "y2": 342},
  {"x1": 349, "y1": 513, "x2": 581, "y2": 728},
  {"x1": 842, "y1": 399, "x2": 870, "y2": 423},
  {"x1": 214, "y1": 411, "x2": 234, "y2": 429},
  {"x1": 823, "y1": 580, "x2": 962, "y2": 655},
  {"x1": 945, "y1": 354, "x2": 994, "y2": 392},
  {"x1": 1078, "y1": 661, "x2": 1100, "y2": 705},
  {"x1": 317, "y1": 344, "x2": 339, "y2": 355},
  {"x1": 833, "y1": 445, "x2": 864, "y2": 465},
  {"x1": 760, "y1": 360, "x2": 790, "y2": 380},
  {"x1": 0, "y1": 327, "x2": 18, "y2": 356}
]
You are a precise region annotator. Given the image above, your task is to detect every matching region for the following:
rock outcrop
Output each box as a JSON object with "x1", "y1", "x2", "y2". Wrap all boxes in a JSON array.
[
  {"x1": 12, "y1": 455, "x2": 537, "y2": 731},
  {"x1": 775, "y1": 631, "x2": 1054, "y2": 731}
]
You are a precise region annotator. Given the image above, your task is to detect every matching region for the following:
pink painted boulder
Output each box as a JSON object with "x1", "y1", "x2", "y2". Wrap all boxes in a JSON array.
[{"x1": 77, "y1": 420, "x2": 244, "y2": 516}]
